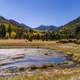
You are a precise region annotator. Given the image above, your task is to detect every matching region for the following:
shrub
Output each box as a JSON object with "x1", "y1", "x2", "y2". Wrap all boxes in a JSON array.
[
  {"x1": 30, "y1": 65, "x2": 38, "y2": 70},
  {"x1": 75, "y1": 40, "x2": 80, "y2": 44},
  {"x1": 57, "y1": 39, "x2": 69, "y2": 43}
]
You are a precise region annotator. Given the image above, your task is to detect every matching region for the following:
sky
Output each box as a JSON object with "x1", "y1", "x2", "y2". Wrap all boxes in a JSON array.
[{"x1": 0, "y1": 0, "x2": 80, "y2": 28}]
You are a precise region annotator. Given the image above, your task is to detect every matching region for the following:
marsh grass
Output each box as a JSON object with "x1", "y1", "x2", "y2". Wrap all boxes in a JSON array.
[
  {"x1": 0, "y1": 40, "x2": 80, "y2": 80},
  {"x1": 1, "y1": 68, "x2": 80, "y2": 80}
]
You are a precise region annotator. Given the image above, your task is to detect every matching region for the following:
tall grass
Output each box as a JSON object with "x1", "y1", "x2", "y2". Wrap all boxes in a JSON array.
[{"x1": 1, "y1": 68, "x2": 80, "y2": 80}]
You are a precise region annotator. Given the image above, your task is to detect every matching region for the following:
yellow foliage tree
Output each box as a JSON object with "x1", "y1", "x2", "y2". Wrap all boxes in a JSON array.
[
  {"x1": 5, "y1": 32, "x2": 9, "y2": 39},
  {"x1": 11, "y1": 32, "x2": 16, "y2": 39}
]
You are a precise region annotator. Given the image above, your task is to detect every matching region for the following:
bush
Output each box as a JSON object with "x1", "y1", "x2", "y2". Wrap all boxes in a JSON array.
[
  {"x1": 75, "y1": 40, "x2": 80, "y2": 44},
  {"x1": 30, "y1": 65, "x2": 38, "y2": 70},
  {"x1": 18, "y1": 67, "x2": 26, "y2": 72},
  {"x1": 57, "y1": 39, "x2": 69, "y2": 43},
  {"x1": 57, "y1": 39, "x2": 77, "y2": 44}
]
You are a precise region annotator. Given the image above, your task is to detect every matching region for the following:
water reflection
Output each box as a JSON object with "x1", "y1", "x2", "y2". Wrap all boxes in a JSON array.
[{"x1": 0, "y1": 48, "x2": 66, "y2": 69}]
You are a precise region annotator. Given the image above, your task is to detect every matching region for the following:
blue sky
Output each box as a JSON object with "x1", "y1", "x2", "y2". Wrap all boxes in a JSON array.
[{"x1": 0, "y1": 0, "x2": 80, "y2": 27}]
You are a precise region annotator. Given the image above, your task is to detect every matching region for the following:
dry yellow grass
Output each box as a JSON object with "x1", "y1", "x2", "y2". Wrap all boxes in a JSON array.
[
  {"x1": 0, "y1": 39, "x2": 80, "y2": 59},
  {"x1": 0, "y1": 39, "x2": 58, "y2": 48},
  {"x1": 0, "y1": 40, "x2": 80, "y2": 80},
  {"x1": 0, "y1": 39, "x2": 78, "y2": 51}
]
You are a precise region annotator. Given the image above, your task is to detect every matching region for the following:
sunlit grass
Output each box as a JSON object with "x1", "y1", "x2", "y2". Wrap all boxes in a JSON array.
[
  {"x1": 1, "y1": 68, "x2": 80, "y2": 80},
  {"x1": 0, "y1": 40, "x2": 80, "y2": 80}
]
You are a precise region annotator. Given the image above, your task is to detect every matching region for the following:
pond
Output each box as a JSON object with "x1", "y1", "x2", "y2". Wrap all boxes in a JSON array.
[{"x1": 0, "y1": 48, "x2": 67, "y2": 69}]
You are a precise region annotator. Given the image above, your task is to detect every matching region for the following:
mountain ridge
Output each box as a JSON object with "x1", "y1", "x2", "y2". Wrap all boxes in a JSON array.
[
  {"x1": 34, "y1": 25, "x2": 57, "y2": 31},
  {"x1": 0, "y1": 16, "x2": 80, "y2": 32},
  {"x1": 57, "y1": 16, "x2": 80, "y2": 33}
]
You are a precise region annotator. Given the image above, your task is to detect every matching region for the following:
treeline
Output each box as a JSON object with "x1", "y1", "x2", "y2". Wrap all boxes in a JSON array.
[
  {"x1": 0, "y1": 23, "x2": 80, "y2": 41},
  {"x1": 0, "y1": 23, "x2": 58, "y2": 41}
]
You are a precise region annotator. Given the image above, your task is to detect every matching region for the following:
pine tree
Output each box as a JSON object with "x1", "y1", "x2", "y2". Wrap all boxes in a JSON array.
[
  {"x1": 0, "y1": 24, "x2": 6, "y2": 38},
  {"x1": 8, "y1": 24, "x2": 12, "y2": 38}
]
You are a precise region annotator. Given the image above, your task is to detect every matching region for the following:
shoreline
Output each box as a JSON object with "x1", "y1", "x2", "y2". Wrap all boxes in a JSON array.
[
  {"x1": 0, "y1": 39, "x2": 78, "y2": 55},
  {"x1": 0, "y1": 40, "x2": 80, "y2": 79}
]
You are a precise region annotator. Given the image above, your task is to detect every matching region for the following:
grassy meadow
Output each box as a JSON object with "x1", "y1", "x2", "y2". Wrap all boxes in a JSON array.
[
  {"x1": 0, "y1": 39, "x2": 80, "y2": 80},
  {"x1": 1, "y1": 68, "x2": 80, "y2": 80}
]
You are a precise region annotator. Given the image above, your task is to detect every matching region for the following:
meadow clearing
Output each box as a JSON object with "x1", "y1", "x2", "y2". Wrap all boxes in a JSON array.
[{"x1": 0, "y1": 39, "x2": 80, "y2": 80}]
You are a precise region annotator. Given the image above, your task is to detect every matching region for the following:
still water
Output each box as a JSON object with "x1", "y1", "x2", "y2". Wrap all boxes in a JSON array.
[{"x1": 0, "y1": 48, "x2": 67, "y2": 69}]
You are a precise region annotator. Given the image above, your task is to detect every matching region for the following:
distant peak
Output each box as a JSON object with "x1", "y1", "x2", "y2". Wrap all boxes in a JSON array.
[
  {"x1": 0, "y1": 16, "x2": 6, "y2": 20},
  {"x1": 76, "y1": 16, "x2": 80, "y2": 20},
  {"x1": 34, "y1": 25, "x2": 57, "y2": 31}
]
